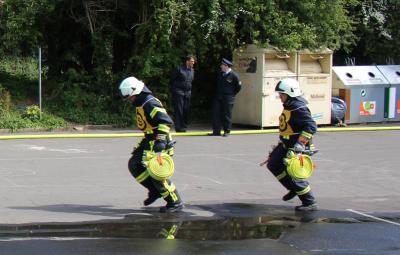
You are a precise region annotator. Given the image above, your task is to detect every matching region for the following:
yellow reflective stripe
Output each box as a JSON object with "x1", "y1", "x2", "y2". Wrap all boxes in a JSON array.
[
  {"x1": 170, "y1": 192, "x2": 178, "y2": 202},
  {"x1": 165, "y1": 181, "x2": 176, "y2": 193},
  {"x1": 142, "y1": 149, "x2": 153, "y2": 161},
  {"x1": 301, "y1": 131, "x2": 313, "y2": 139},
  {"x1": 150, "y1": 107, "x2": 167, "y2": 118},
  {"x1": 166, "y1": 147, "x2": 174, "y2": 156},
  {"x1": 159, "y1": 229, "x2": 169, "y2": 237},
  {"x1": 161, "y1": 191, "x2": 169, "y2": 198},
  {"x1": 163, "y1": 181, "x2": 178, "y2": 201},
  {"x1": 136, "y1": 171, "x2": 150, "y2": 183},
  {"x1": 282, "y1": 135, "x2": 290, "y2": 140},
  {"x1": 158, "y1": 124, "x2": 170, "y2": 133},
  {"x1": 276, "y1": 171, "x2": 287, "y2": 180},
  {"x1": 169, "y1": 224, "x2": 178, "y2": 235},
  {"x1": 296, "y1": 186, "x2": 311, "y2": 196}
]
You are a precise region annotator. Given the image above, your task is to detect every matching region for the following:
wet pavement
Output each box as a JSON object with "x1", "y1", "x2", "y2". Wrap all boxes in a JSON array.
[{"x1": 0, "y1": 128, "x2": 400, "y2": 254}]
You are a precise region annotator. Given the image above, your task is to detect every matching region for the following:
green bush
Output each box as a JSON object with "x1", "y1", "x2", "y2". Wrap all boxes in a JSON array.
[
  {"x1": 0, "y1": 107, "x2": 68, "y2": 132},
  {"x1": 0, "y1": 110, "x2": 27, "y2": 131},
  {"x1": 23, "y1": 105, "x2": 41, "y2": 121}
]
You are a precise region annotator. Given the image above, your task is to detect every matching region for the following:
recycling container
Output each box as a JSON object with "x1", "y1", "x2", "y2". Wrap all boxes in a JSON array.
[
  {"x1": 297, "y1": 49, "x2": 333, "y2": 125},
  {"x1": 376, "y1": 65, "x2": 400, "y2": 121},
  {"x1": 233, "y1": 44, "x2": 297, "y2": 127},
  {"x1": 332, "y1": 66, "x2": 390, "y2": 124}
]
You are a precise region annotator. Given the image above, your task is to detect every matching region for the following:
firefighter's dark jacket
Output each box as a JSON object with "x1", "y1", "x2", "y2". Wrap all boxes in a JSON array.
[
  {"x1": 133, "y1": 87, "x2": 173, "y2": 138},
  {"x1": 215, "y1": 71, "x2": 241, "y2": 96},
  {"x1": 279, "y1": 96, "x2": 317, "y2": 148}
]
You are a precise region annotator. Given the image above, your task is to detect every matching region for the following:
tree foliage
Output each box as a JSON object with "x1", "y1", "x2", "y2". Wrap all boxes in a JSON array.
[
  {"x1": 4, "y1": 0, "x2": 396, "y2": 125},
  {"x1": 347, "y1": 0, "x2": 400, "y2": 64}
]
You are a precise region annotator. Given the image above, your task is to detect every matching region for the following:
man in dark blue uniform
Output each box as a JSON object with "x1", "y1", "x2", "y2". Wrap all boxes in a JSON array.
[
  {"x1": 119, "y1": 76, "x2": 183, "y2": 213},
  {"x1": 211, "y1": 58, "x2": 241, "y2": 137},
  {"x1": 170, "y1": 55, "x2": 196, "y2": 132},
  {"x1": 266, "y1": 78, "x2": 318, "y2": 211}
]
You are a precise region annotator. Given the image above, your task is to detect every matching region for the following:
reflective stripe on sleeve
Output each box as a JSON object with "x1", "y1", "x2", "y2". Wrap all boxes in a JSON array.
[
  {"x1": 157, "y1": 124, "x2": 170, "y2": 133},
  {"x1": 300, "y1": 131, "x2": 313, "y2": 139},
  {"x1": 150, "y1": 107, "x2": 167, "y2": 118}
]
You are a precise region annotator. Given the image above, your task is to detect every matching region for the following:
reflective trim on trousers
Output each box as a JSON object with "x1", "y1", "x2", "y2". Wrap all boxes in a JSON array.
[
  {"x1": 296, "y1": 185, "x2": 311, "y2": 196},
  {"x1": 135, "y1": 170, "x2": 150, "y2": 183},
  {"x1": 276, "y1": 171, "x2": 287, "y2": 181}
]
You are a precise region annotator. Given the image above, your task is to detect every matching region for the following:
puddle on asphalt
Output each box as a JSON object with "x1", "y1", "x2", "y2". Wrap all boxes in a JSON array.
[
  {"x1": 0, "y1": 216, "x2": 300, "y2": 240},
  {"x1": 2, "y1": 202, "x2": 392, "y2": 241}
]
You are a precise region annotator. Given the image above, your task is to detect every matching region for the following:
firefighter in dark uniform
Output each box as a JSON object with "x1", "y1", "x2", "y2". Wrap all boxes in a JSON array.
[
  {"x1": 266, "y1": 78, "x2": 318, "y2": 211},
  {"x1": 119, "y1": 76, "x2": 184, "y2": 213},
  {"x1": 170, "y1": 55, "x2": 196, "y2": 132},
  {"x1": 211, "y1": 58, "x2": 241, "y2": 137}
]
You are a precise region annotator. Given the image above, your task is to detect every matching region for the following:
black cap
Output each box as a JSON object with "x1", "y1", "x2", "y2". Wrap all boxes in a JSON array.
[{"x1": 221, "y1": 58, "x2": 233, "y2": 67}]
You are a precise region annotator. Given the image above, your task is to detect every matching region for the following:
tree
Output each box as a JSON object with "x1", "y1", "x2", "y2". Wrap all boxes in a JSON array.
[
  {"x1": 0, "y1": 0, "x2": 53, "y2": 56},
  {"x1": 0, "y1": 0, "x2": 361, "y2": 124},
  {"x1": 339, "y1": 0, "x2": 400, "y2": 65}
]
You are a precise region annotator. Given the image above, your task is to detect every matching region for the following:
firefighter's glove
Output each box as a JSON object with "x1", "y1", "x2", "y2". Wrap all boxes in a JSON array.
[
  {"x1": 153, "y1": 140, "x2": 167, "y2": 153},
  {"x1": 291, "y1": 142, "x2": 306, "y2": 153},
  {"x1": 153, "y1": 139, "x2": 167, "y2": 166}
]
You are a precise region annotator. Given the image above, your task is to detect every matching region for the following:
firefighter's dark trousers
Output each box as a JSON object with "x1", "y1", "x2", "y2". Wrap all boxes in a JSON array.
[
  {"x1": 267, "y1": 143, "x2": 316, "y2": 205},
  {"x1": 128, "y1": 138, "x2": 181, "y2": 205}
]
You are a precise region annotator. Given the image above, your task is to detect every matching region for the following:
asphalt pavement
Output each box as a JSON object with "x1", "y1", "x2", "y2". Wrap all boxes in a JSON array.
[{"x1": 0, "y1": 125, "x2": 399, "y2": 254}]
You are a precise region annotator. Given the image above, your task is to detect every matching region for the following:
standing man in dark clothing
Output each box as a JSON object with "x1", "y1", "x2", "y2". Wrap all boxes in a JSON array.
[
  {"x1": 119, "y1": 76, "x2": 184, "y2": 213},
  {"x1": 264, "y1": 78, "x2": 318, "y2": 211},
  {"x1": 211, "y1": 58, "x2": 241, "y2": 137},
  {"x1": 170, "y1": 55, "x2": 196, "y2": 132}
]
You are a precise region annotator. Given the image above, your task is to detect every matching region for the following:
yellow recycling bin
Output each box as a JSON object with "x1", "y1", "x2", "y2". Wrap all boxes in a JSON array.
[
  {"x1": 297, "y1": 49, "x2": 333, "y2": 125},
  {"x1": 233, "y1": 44, "x2": 297, "y2": 127}
]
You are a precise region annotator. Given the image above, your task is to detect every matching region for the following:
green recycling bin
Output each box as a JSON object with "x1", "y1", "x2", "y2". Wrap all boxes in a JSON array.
[{"x1": 376, "y1": 65, "x2": 400, "y2": 121}]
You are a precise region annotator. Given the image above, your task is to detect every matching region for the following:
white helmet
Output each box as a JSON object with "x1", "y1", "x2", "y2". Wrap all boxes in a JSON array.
[
  {"x1": 275, "y1": 78, "x2": 302, "y2": 97},
  {"x1": 119, "y1": 76, "x2": 145, "y2": 99}
]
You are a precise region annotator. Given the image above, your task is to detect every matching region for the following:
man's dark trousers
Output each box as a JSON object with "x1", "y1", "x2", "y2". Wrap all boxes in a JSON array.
[{"x1": 172, "y1": 91, "x2": 190, "y2": 132}]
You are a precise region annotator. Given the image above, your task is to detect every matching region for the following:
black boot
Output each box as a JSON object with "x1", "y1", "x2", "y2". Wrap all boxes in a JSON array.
[
  {"x1": 160, "y1": 189, "x2": 184, "y2": 213},
  {"x1": 282, "y1": 190, "x2": 297, "y2": 201},
  {"x1": 143, "y1": 192, "x2": 161, "y2": 206},
  {"x1": 295, "y1": 203, "x2": 318, "y2": 211},
  {"x1": 159, "y1": 201, "x2": 184, "y2": 213},
  {"x1": 296, "y1": 191, "x2": 318, "y2": 211}
]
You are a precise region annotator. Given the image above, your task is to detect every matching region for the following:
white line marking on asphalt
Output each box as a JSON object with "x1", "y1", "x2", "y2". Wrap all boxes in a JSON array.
[
  {"x1": 347, "y1": 209, "x2": 400, "y2": 226},
  {"x1": 179, "y1": 172, "x2": 223, "y2": 184},
  {"x1": 27, "y1": 145, "x2": 90, "y2": 154},
  {"x1": 0, "y1": 168, "x2": 37, "y2": 177},
  {"x1": 179, "y1": 184, "x2": 189, "y2": 191},
  {"x1": 213, "y1": 155, "x2": 256, "y2": 166},
  {"x1": 3, "y1": 178, "x2": 19, "y2": 187},
  {"x1": 311, "y1": 249, "x2": 365, "y2": 252}
]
